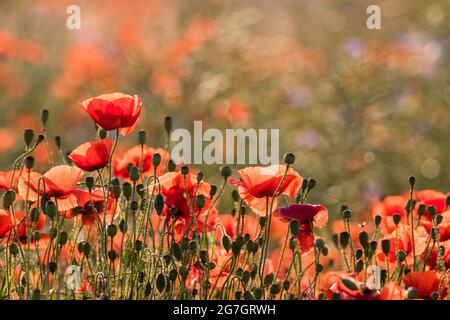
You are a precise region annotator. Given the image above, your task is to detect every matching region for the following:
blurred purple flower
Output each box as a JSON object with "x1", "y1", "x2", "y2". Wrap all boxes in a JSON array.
[{"x1": 296, "y1": 129, "x2": 320, "y2": 150}]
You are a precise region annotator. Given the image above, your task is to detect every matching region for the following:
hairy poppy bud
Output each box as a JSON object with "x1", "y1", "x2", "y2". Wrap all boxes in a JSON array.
[
  {"x1": 129, "y1": 166, "x2": 140, "y2": 182},
  {"x1": 195, "y1": 195, "x2": 205, "y2": 210},
  {"x1": 259, "y1": 216, "x2": 267, "y2": 228},
  {"x1": 342, "y1": 209, "x2": 352, "y2": 220},
  {"x1": 138, "y1": 129, "x2": 146, "y2": 145},
  {"x1": 307, "y1": 178, "x2": 316, "y2": 191},
  {"x1": 122, "y1": 182, "x2": 132, "y2": 199},
  {"x1": 48, "y1": 261, "x2": 57, "y2": 274},
  {"x1": 25, "y1": 156, "x2": 34, "y2": 170},
  {"x1": 155, "y1": 194, "x2": 165, "y2": 215},
  {"x1": 210, "y1": 185, "x2": 217, "y2": 198},
  {"x1": 369, "y1": 240, "x2": 378, "y2": 253},
  {"x1": 164, "y1": 116, "x2": 172, "y2": 133},
  {"x1": 119, "y1": 219, "x2": 128, "y2": 234},
  {"x1": 339, "y1": 232, "x2": 350, "y2": 249},
  {"x1": 243, "y1": 291, "x2": 255, "y2": 300},
  {"x1": 315, "y1": 263, "x2": 323, "y2": 273},
  {"x1": 322, "y1": 246, "x2": 329, "y2": 256},
  {"x1": 396, "y1": 250, "x2": 406, "y2": 262},
  {"x1": 33, "y1": 231, "x2": 40, "y2": 241},
  {"x1": 355, "y1": 259, "x2": 364, "y2": 273},
  {"x1": 358, "y1": 231, "x2": 368, "y2": 247},
  {"x1": 283, "y1": 153, "x2": 295, "y2": 165},
  {"x1": 408, "y1": 176, "x2": 416, "y2": 188},
  {"x1": 375, "y1": 215, "x2": 382, "y2": 227},
  {"x1": 430, "y1": 292, "x2": 439, "y2": 300},
  {"x1": 435, "y1": 214, "x2": 443, "y2": 225},
  {"x1": 9, "y1": 243, "x2": 18, "y2": 256},
  {"x1": 231, "y1": 189, "x2": 240, "y2": 202},
  {"x1": 130, "y1": 200, "x2": 139, "y2": 212},
  {"x1": 168, "y1": 159, "x2": 176, "y2": 172},
  {"x1": 30, "y1": 208, "x2": 40, "y2": 222},
  {"x1": 54, "y1": 136, "x2": 62, "y2": 149},
  {"x1": 181, "y1": 166, "x2": 189, "y2": 176},
  {"x1": 156, "y1": 273, "x2": 166, "y2": 293},
  {"x1": 107, "y1": 224, "x2": 117, "y2": 237},
  {"x1": 98, "y1": 129, "x2": 108, "y2": 139},
  {"x1": 314, "y1": 238, "x2": 325, "y2": 250},
  {"x1": 428, "y1": 205, "x2": 437, "y2": 217},
  {"x1": 152, "y1": 153, "x2": 161, "y2": 168},
  {"x1": 3, "y1": 190, "x2": 15, "y2": 208},
  {"x1": 189, "y1": 240, "x2": 198, "y2": 251},
  {"x1": 406, "y1": 288, "x2": 417, "y2": 300},
  {"x1": 194, "y1": 171, "x2": 204, "y2": 183},
  {"x1": 36, "y1": 134, "x2": 45, "y2": 145},
  {"x1": 393, "y1": 213, "x2": 401, "y2": 225},
  {"x1": 172, "y1": 242, "x2": 182, "y2": 261},
  {"x1": 220, "y1": 165, "x2": 232, "y2": 179},
  {"x1": 301, "y1": 179, "x2": 308, "y2": 192},
  {"x1": 32, "y1": 289, "x2": 41, "y2": 301},
  {"x1": 270, "y1": 284, "x2": 281, "y2": 295},
  {"x1": 58, "y1": 231, "x2": 68, "y2": 246},
  {"x1": 355, "y1": 248, "x2": 363, "y2": 260},
  {"x1": 231, "y1": 242, "x2": 241, "y2": 256},
  {"x1": 108, "y1": 250, "x2": 117, "y2": 261},
  {"x1": 41, "y1": 109, "x2": 49, "y2": 126},
  {"x1": 45, "y1": 201, "x2": 57, "y2": 218},
  {"x1": 135, "y1": 239, "x2": 143, "y2": 252},
  {"x1": 289, "y1": 219, "x2": 300, "y2": 236},
  {"x1": 85, "y1": 176, "x2": 94, "y2": 191},
  {"x1": 342, "y1": 278, "x2": 358, "y2": 291},
  {"x1": 83, "y1": 242, "x2": 92, "y2": 256},
  {"x1": 24, "y1": 128, "x2": 34, "y2": 147}
]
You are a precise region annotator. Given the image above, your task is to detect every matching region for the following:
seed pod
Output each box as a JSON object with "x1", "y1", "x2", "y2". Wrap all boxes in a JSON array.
[
  {"x1": 108, "y1": 250, "x2": 117, "y2": 261},
  {"x1": 156, "y1": 273, "x2": 166, "y2": 293},
  {"x1": 152, "y1": 153, "x2": 161, "y2": 167},
  {"x1": 24, "y1": 128, "x2": 34, "y2": 147},
  {"x1": 25, "y1": 156, "x2": 34, "y2": 170},
  {"x1": 355, "y1": 259, "x2": 364, "y2": 273},
  {"x1": 355, "y1": 248, "x2": 363, "y2": 260},
  {"x1": 130, "y1": 200, "x2": 139, "y2": 212},
  {"x1": 9, "y1": 243, "x2": 19, "y2": 255},
  {"x1": 181, "y1": 166, "x2": 189, "y2": 176},
  {"x1": 234, "y1": 291, "x2": 242, "y2": 300},
  {"x1": 283, "y1": 152, "x2": 295, "y2": 165},
  {"x1": 307, "y1": 178, "x2": 316, "y2": 191},
  {"x1": 342, "y1": 209, "x2": 352, "y2": 220},
  {"x1": 164, "y1": 116, "x2": 172, "y2": 133},
  {"x1": 172, "y1": 242, "x2": 182, "y2": 261},
  {"x1": 374, "y1": 215, "x2": 382, "y2": 227},
  {"x1": 58, "y1": 231, "x2": 68, "y2": 246},
  {"x1": 41, "y1": 109, "x2": 49, "y2": 126},
  {"x1": 48, "y1": 261, "x2": 57, "y2": 274},
  {"x1": 428, "y1": 205, "x2": 437, "y2": 217},
  {"x1": 381, "y1": 239, "x2": 391, "y2": 255},
  {"x1": 30, "y1": 208, "x2": 40, "y2": 222},
  {"x1": 3, "y1": 190, "x2": 15, "y2": 208},
  {"x1": 408, "y1": 176, "x2": 416, "y2": 188},
  {"x1": 220, "y1": 165, "x2": 232, "y2": 179},
  {"x1": 393, "y1": 213, "x2": 401, "y2": 225},
  {"x1": 253, "y1": 288, "x2": 263, "y2": 300},
  {"x1": 209, "y1": 185, "x2": 217, "y2": 198},
  {"x1": 270, "y1": 284, "x2": 281, "y2": 295},
  {"x1": 138, "y1": 130, "x2": 146, "y2": 145},
  {"x1": 196, "y1": 171, "x2": 204, "y2": 183},
  {"x1": 314, "y1": 238, "x2": 325, "y2": 250},
  {"x1": 418, "y1": 204, "x2": 426, "y2": 217},
  {"x1": 435, "y1": 214, "x2": 443, "y2": 225},
  {"x1": 169, "y1": 269, "x2": 178, "y2": 282},
  {"x1": 179, "y1": 265, "x2": 189, "y2": 279},
  {"x1": 263, "y1": 273, "x2": 274, "y2": 287},
  {"x1": 315, "y1": 263, "x2": 323, "y2": 273},
  {"x1": 144, "y1": 282, "x2": 152, "y2": 297},
  {"x1": 119, "y1": 219, "x2": 127, "y2": 234},
  {"x1": 222, "y1": 235, "x2": 231, "y2": 252},
  {"x1": 199, "y1": 250, "x2": 208, "y2": 264},
  {"x1": 342, "y1": 278, "x2": 358, "y2": 291},
  {"x1": 289, "y1": 219, "x2": 300, "y2": 236},
  {"x1": 283, "y1": 280, "x2": 290, "y2": 290},
  {"x1": 107, "y1": 224, "x2": 117, "y2": 237},
  {"x1": 83, "y1": 242, "x2": 92, "y2": 257},
  {"x1": 45, "y1": 201, "x2": 57, "y2": 218},
  {"x1": 135, "y1": 240, "x2": 143, "y2": 252},
  {"x1": 396, "y1": 250, "x2": 406, "y2": 262},
  {"x1": 196, "y1": 195, "x2": 205, "y2": 210},
  {"x1": 231, "y1": 242, "x2": 241, "y2": 256},
  {"x1": 122, "y1": 182, "x2": 132, "y2": 199},
  {"x1": 358, "y1": 231, "x2": 369, "y2": 247},
  {"x1": 85, "y1": 176, "x2": 95, "y2": 191},
  {"x1": 243, "y1": 291, "x2": 255, "y2": 300},
  {"x1": 168, "y1": 159, "x2": 176, "y2": 172},
  {"x1": 259, "y1": 216, "x2": 267, "y2": 228},
  {"x1": 231, "y1": 190, "x2": 240, "y2": 202},
  {"x1": 339, "y1": 232, "x2": 350, "y2": 249},
  {"x1": 129, "y1": 166, "x2": 140, "y2": 182}
]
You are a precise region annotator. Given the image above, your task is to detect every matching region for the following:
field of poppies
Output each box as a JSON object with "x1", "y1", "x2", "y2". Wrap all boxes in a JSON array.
[{"x1": 0, "y1": 0, "x2": 449, "y2": 301}]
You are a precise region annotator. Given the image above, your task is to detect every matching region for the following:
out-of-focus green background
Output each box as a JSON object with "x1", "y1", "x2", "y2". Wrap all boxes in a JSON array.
[{"x1": 0, "y1": 0, "x2": 449, "y2": 218}]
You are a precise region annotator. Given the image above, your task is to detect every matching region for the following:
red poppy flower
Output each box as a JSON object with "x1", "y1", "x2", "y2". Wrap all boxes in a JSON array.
[
  {"x1": 377, "y1": 225, "x2": 428, "y2": 264},
  {"x1": 113, "y1": 145, "x2": 169, "y2": 179},
  {"x1": 229, "y1": 165, "x2": 303, "y2": 215},
  {"x1": 0, "y1": 209, "x2": 12, "y2": 238},
  {"x1": 371, "y1": 195, "x2": 408, "y2": 234},
  {"x1": 65, "y1": 189, "x2": 117, "y2": 225},
  {"x1": 275, "y1": 204, "x2": 328, "y2": 253},
  {"x1": 80, "y1": 92, "x2": 142, "y2": 136},
  {"x1": 0, "y1": 170, "x2": 21, "y2": 192},
  {"x1": 13, "y1": 210, "x2": 46, "y2": 240},
  {"x1": 69, "y1": 139, "x2": 112, "y2": 172},
  {"x1": 403, "y1": 270, "x2": 445, "y2": 299},
  {"x1": 377, "y1": 282, "x2": 405, "y2": 300},
  {"x1": 18, "y1": 165, "x2": 84, "y2": 211}
]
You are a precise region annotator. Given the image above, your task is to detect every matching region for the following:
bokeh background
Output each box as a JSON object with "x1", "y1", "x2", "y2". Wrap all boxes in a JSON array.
[{"x1": 0, "y1": 0, "x2": 449, "y2": 220}]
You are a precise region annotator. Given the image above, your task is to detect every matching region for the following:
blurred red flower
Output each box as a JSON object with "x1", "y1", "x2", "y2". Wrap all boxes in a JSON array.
[
  {"x1": 66, "y1": 189, "x2": 116, "y2": 225},
  {"x1": 403, "y1": 270, "x2": 445, "y2": 299}
]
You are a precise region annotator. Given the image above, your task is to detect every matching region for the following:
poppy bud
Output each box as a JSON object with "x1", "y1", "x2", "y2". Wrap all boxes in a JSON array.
[
  {"x1": 135, "y1": 240, "x2": 143, "y2": 252},
  {"x1": 314, "y1": 238, "x2": 325, "y2": 250},
  {"x1": 189, "y1": 240, "x2": 198, "y2": 251},
  {"x1": 231, "y1": 189, "x2": 240, "y2": 202},
  {"x1": 112, "y1": 184, "x2": 121, "y2": 199},
  {"x1": 32, "y1": 289, "x2": 41, "y2": 301},
  {"x1": 98, "y1": 129, "x2": 108, "y2": 139},
  {"x1": 243, "y1": 291, "x2": 255, "y2": 300},
  {"x1": 369, "y1": 240, "x2": 377, "y2": 253},
  {"x1": 152, "y1": 153, "x2": 161, "y2": 168},
  {"x1": 259, "y1": 216, "x2": 267, "y2": 228},
  {"x1": 301, "y1": 179, "x2": 308, "y2": 192},
  {"x1": 289, "y1": 219, "x2": 300, "y2": 236},
  {"x1": 41, "y1": 109, "x2": 49, "y2": 126},
  {"x1": 396, "y1": 250, "x2": 406, "y2": 262},
  {"x1": 428, "y1": 205, "x2": 437, "y2": 217},
  {"x1": 9, "y1": 243, "x2": 18, "y2": 256},
  {"x1": 30, "y1": 208, "x2": 40, "y2": 222},
  {"x1": 107, "y1": 224, "x2": 117, "y2": 237},
  {"x1": 58, "y1": 231, "x2": 68, "y2": 246},
  {"x1": 435, "y1": 214, "x2": 443, "y2": 225},
  {"x1": 108, "y1": 250, "x2": 117, "y2": 261},
  {"x1": 408, "y1": 176, "x2": 416, "y2": 188},
  {"x1": 167, "y1": 159, "x2": 176, "y2": 172},
  {"x1": 138, "y1": 130, "x2": 146, "y2": 145},
  {"x1": 430, "y1": 292, "x2": 439, "y2": 300},
  {"x1": 164, "y1": 116, "x2": 172, "y2": 133},
  {"x1": 24, "y1": 128, "x2": 34, "y2": 147},
  {"x1": 129, "y1": 166, "x2": 140, "y2": 182},
  {"x1": 307, "y1": 178, "x2": 316, "y2": 191},
  {"x1": 339, "y1": 232, "x2": 350, "y2": 249},
  {"x1": 210, "y1": 185, "x2": 217, "y2": 198},
  {"x1": 406, "y1": 288, "x2": 418, "y2": 300},
  {"x1": 381, "y1": 239, "x2": 391, "y2": 255},
  {"x1": 358, "y1": 231, "x2": 368, "y2": 247},
  {"x1": 270, "y1": 284, "x2": 281, "y2": 295},
  {"x1": 195, "y1": 171, "x2": 204, "y2": 183},
  {"x1": 404, "y1": 267, "x2": 411, "y2": 276},
  {"x1": 332, "y1": 292, "x2": 341, "y2": 300},
  {"x1": 85, "y1": 176, "x2": 94, "y2": 191},
  {"x1": 342, "y1": 209, "x2": 352, "y2": 220},
  {"x1": 36, "y1": 134, "x2": 45, "y2": 145},
  {"x1": 438, "y1": 245, "x2": 445, "y2": 256},
  {"x1": 156, "y1": 273, "x2": 166, "y2": 293},
  {"x1": 45, "y1": 201, "x2": 57, "y2": 218},
  {"x1": 283, "y1": 153, "x2": 295, "y2": 165},
  {"x1": 168, "y1": 269, "x2": 178, "y2": 282},
  {"x1": 393, "y1": 213, "x2": 401, "y2": 225},
  {"x1": 263, "y1": 273, "x2": 274, "y2": 287},
  {"x1": 374, "y1": 215, "x2": 382, "y2": 227},
  {"x1": 322, "y1": 246, "x2": 329, "y2": 257},
  {"x1": 122, "y1": 182, "x2": 132, "y2": 199},
  {"x1": 155, "y1": 194, "x2": 165, "y2": 215},
  {"x1": 355, "y1": 259, "x2": 364, "y2": 273},
  {"x1": 83, "y1": 242, "x2": 92, "y2": 256},
  {"x1": 315, "y1": 263, "x2": 323, "y2": 273},
  {"x1": 54, "y1": 136, "x2": 62, "y2": 149},
  {"x1": 289, "y1": 237, "x2": 297, "y2": 250},
  {"x1": 220, "y1": 165, "x2": 232, "y2": 179},
  {"x1": 245, "y1": 240, "x2": 254, "y2": 252},
  {"x1": 49, "y1": 227, "x2": 57, "y2": 239},
  {"x1": 180, "y1": 165, "x2": 189, "y2": 176},
  {"x1": 231, "y1": 242, "x2": 241, "y2": 256},
  {"x1": 355, "y1": 248, "x2": 363, "y2": 260},
  {"x1": 33, "y1": 231, "x2": 40, "y2": 241},
  {"x1": 25, "y1": 156, "x2": 34, "y2": 170},
  {"x1": 196, "y1": 195, "x2": 206, "y2": 210},
  {"x1": 119, "y1": 219, "x2": 128, "y2": 234},
  {"x1": 130, "y1": 200, "x2": 139, "y2": 212},
  {"x1": 342, "y1": 278, "x2": 358, "y2": 291},
  {"x1": 3, "y1": 190, "x2": 15, "y2": 208},
  {"x1": 48, "y1": 261, "x2": 57, "y2": 274}
]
